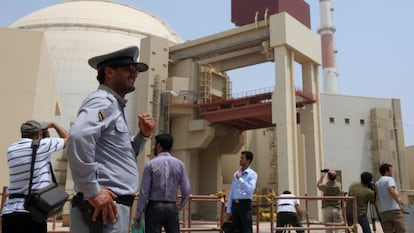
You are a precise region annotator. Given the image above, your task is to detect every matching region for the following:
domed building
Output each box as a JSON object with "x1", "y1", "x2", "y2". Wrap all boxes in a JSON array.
[
  {"x1": 2, "y1": 0, "x2": 411, "y2": 227},
  {"x1": 0, "y1": 0, "x2": 182, "y2": 199},
  {"x1": 10, "y1": 0, "x2": 181, "y2": 131}
]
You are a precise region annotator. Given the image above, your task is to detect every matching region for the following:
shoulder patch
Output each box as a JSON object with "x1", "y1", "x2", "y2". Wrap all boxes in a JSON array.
[{"x1": 98, "y1": 111, "x2": 105, "y2": 121}]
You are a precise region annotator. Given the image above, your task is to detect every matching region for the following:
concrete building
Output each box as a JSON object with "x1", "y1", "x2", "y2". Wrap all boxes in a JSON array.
[
  {"x1": 0, "y1": 0, "x2": 411, "y2": 222},
  {"x1": 0, "y1": 28, "x2": 62, "y2": 187},
  {"x1": 2, "y1": 0, "x2": 181, "y2": 193}
]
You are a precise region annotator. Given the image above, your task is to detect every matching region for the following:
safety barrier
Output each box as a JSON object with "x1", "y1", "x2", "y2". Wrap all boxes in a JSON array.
[
  {"x1": 1, "y1": 186, "x2": 359, "y2": 233},
  {"x1": 267, "y1": 194, "x2": 358, "y2": 233}
]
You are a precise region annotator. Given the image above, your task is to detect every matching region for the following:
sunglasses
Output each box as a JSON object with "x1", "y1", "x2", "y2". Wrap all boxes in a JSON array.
[{"x1": 111, "y1": 64, "x2": 140, "y2": 73}]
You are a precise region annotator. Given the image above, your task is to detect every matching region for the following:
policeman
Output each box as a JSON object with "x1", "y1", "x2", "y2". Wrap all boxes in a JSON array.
[{"x1": 67, "y1": 46, "x2": 156, "y2": 233}]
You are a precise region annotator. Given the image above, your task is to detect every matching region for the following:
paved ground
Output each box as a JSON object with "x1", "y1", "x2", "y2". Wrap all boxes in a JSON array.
[{"x1": 48, "y1": 221, "x2": 385, "y2": 233}]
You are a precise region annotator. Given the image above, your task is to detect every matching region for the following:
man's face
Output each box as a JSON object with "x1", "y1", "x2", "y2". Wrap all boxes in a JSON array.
[
  {"x1": 239, "y1": 154, "x2": 250, "y2": 167},
  {"x1": 387, "y1": 166, "x2": 393, "y2": 176},
  {"x1": 106, "y1": 64, "x2": 139, "y2": 97}
]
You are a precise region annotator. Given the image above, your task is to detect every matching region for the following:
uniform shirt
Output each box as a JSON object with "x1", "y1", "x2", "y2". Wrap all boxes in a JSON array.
[
  {"x1": 1, "y1": 137, "x2": 64, "y2": 215},
  {"x1": 135, "y1": 152, "x2": 191, "y2": 220},
  {"x1": 318, "y1": 180, "x2": 342, "y2": 209},
  {"x1": 226, "y1": 167, "x2": 258, "y2": 213},
  {"x1": 67, "y1": 85, "x2": 148, "y2": 198},
  {"x1": 376, "y1": 176, "x2": 400, "y2": 212},
  {"x1": 347, "y1": 182, "x2": 375, "y2": 216},
  {"x1": 277, "y1": 194, "x2": 299, "y2": 213}
]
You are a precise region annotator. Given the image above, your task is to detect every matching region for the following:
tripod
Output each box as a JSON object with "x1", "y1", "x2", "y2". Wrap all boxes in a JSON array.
[{"x1": 368, "y1": 202, "x2": 383, "y2": 233}]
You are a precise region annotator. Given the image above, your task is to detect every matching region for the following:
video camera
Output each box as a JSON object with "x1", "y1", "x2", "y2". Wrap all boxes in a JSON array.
[
  {"x1": 369, "y1": 182, "x2": 376, "y2": 191},
  {"x1": 320, "y1": 169, "x2": 329, "y2": 173}
]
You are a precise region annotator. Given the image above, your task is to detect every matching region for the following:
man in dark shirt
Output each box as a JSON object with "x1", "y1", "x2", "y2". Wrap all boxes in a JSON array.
[
  {"x1": 134, "y1": 134, "x2": 191, "y2": 233},
  {"x1": 346, "y1": 172, "x2": 375, "y2": 233}
]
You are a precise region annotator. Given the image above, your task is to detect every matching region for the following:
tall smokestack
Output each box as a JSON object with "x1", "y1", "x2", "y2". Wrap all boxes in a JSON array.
[{"x1": 318, "y1": 0, "x2": 338, "y2": 94}]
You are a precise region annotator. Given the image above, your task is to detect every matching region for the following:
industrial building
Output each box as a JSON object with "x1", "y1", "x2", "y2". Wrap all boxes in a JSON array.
[{"x1": 0, "y1": 0, "x2": 411, "y2": 223}]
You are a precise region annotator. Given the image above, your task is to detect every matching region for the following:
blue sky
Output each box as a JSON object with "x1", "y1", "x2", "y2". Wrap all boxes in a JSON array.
[{"x1": 1, "y1": 0, "x2": 414, "y2": 146}]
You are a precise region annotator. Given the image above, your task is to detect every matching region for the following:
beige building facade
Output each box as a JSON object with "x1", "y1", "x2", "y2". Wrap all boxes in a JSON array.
[
  {"x1": 0, "y1": 28, "x2": 62, "y2": 187},
  {"x1": 1, "y1": 1, "x2": 412, "y2": 223}
]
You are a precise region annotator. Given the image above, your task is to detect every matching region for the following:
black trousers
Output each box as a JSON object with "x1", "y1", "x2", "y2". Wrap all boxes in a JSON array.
[
  {"x1": 1, "y1": 212, "x2": 47, "y2": 233},
  {"x1": 276, "y1": 212, "x2": 304, "y2": 233},
  {"x1": 231, "y1": 199, "x2": 253, "y2": 233},
  {"x1": 145, "y1": 201, "x2": 179, "y2": 233}
]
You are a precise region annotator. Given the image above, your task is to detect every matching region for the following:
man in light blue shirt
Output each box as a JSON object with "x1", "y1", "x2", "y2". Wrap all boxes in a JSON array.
[
  {"x1": 226, "y1": 151, "x2": 258, "y2": 233},
  {"x1": 67, "y1": 46, "x2": 156, "y2": 233}
]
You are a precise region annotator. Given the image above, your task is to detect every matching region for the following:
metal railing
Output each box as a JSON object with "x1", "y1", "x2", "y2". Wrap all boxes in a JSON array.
[
  {"x1": 267, "y1": 194, "x2": 358, "y2": 233},
  {"x1": 1, "y1": 187, "x2": 359, "y2": 233}
]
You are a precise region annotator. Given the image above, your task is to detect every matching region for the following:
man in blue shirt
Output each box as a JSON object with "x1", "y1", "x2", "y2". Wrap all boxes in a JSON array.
[
  {"x1": 226, "y1": 151, "x2": 258, "y2": 233},
  {"x1": 134, "y1": 134, "x2": 191, "y2": 233}
]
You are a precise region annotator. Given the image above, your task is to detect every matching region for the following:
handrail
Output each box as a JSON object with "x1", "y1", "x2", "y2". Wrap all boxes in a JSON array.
[{"x1": 0, "y1": 187, "x2": 359, "y2": 233}]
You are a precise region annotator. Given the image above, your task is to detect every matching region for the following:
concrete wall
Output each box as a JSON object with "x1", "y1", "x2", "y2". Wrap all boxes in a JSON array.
[
  {"x1": 321, "y1": 94, "x2": 394, "y2": 189},
  {"x1": 0, "y1": 28, "x2": 61, "y2": 188},
  {"x1": 406, "y1": 146, "x2": 414, "y2": 189}
]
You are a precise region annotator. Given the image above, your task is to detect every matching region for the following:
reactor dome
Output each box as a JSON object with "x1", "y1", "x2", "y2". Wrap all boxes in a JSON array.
[
  {"x1": 10, "y1": 0, "x2": 182, "y2": 131},
  {"x1": 11, "y1": 0, "x2": 181, "y2": 43}
]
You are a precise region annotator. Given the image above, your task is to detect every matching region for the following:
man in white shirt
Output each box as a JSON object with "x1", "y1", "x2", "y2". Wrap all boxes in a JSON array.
[
  {"x1": 375, "y1": 163, "x2": 407, "y2": 233},
  {"x1": 276, "y1": 190, "x2": 304, "y2": 233}
]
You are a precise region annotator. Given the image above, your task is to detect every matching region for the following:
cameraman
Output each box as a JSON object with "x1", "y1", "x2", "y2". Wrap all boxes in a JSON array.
[
  {"x1": 1, "y1": 120, "x2": 68, "y2": 233},
  {"x1": 316, "y1": 169, "x2": 343, "y2": 233},
  {"x1": 346, "y1": 172, "x2": 375, "y2": 233}
]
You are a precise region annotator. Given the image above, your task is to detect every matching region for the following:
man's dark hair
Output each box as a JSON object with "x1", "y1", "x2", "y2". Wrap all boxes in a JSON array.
[
  {"x1": 282, "y1": 190, "x2": 291, "y2": 194},
  {"x1": 155, "y1": 134, "x2": 173, "y2": 151},
  {"x1": 360, "y1": 172, "x2": 373, "y2": 186},
  {"x1": 379, "y1": 163, "x2": 392, "y2": 176},
  {"x1": 241, "y1": 150, "x2": 253, "y2": 162},
  {"x1": 327, "y1": 171, "x2": 336, "y2": 181},
  {"x1": 97, "y1": 69, "x2": 105, "y2": 84}
]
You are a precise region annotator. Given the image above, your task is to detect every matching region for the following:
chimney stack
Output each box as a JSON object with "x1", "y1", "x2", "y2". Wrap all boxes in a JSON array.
[{"x1": 318, "y1": 0, "x2": 338, "y2": 94}]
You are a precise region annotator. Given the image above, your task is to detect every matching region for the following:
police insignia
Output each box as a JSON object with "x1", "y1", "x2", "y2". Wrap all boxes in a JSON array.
[{"x1": 98, "y1": 111, "x2": 104, "y2": 121}]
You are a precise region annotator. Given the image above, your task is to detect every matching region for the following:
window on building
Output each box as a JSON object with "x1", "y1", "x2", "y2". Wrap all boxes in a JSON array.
[
  {"x1": 345, "y1": 118, "x2": 350, "y2": 124},
  {"x1": 329, "y1": 117, "x2": 335, "y2": 124},
  {"x1": 360, "y1": 119, "x2": 365, "y2": 125}
]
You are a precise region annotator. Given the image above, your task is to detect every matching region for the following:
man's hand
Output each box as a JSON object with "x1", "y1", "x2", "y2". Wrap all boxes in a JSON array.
[
  {"x1": 176, "y1": 202, "x2": 182, "y2": 211},
  {"x1": 133, "y1": 218, "x2": 141, "y2": 229},
  {"x1": 138, "y1": 113, "x2": 156, "y2": 137},
  {"x1": 235, "y1": 171, "x2": 243, "y2": 179},
  {"x1": 88, "y1": 188, "x2": 118, "y2": 224},
  {"x1": 317, "y1": 173, "x2": 325, "y2": 187}
]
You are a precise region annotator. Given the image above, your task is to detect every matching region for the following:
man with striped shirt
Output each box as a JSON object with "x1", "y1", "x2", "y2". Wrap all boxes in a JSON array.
[{"x1": 1, "y1": 120, "x2": 68, "y2": 233}]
